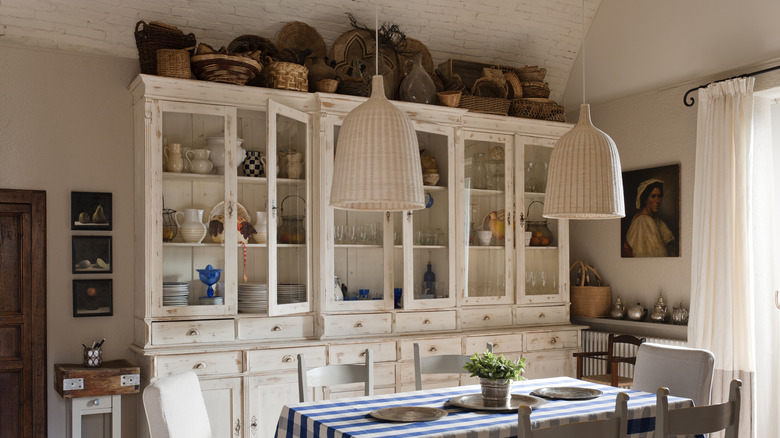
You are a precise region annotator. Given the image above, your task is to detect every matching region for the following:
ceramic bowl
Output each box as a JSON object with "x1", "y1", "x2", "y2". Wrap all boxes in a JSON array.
[{"x1": 423, "y1": 172, "x2": 440, "y2": 186}]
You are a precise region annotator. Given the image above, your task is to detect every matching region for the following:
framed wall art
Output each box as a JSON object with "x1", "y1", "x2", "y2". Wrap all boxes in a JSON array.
[
  {"x1": 71, "y1": 191, "x2": 112, "y2": 230},
  {"x1": 620, "y1": 164, "x2": 681, "y2": 258},
  {"x1": 72, "y1": 236, "x2": 112, "y2": 273},
  {"x1": 72, "y1": 279, "x2": 113, "y2": 317}
]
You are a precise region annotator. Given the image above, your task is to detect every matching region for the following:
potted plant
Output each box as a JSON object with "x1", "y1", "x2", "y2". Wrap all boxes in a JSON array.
[{"x1": 463, "y1": 349, "x2": 527, "y2": 407}]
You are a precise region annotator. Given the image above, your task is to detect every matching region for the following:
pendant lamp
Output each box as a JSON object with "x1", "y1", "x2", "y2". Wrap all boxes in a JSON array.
[
  {"x1": 330, "y1": 4, "x2": 425, "y2": 211},
  {"x1": 543, "y1": 0, "x2": 625, "y2": 219}
]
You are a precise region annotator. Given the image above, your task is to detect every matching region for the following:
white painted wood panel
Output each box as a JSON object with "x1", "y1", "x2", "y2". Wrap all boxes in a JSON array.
[
  {"x1": 460, "y1": 307, "x2": 513, "y2": 330},
  {"x1": 319, "y1": 313, "x2": 392, "y2": 338},
  {"x1": 464, "y1": 333, "x2": 524, "y2": 354},
  {"x1": 394, "y1": 310, "x2": 457, "y2": 333},
  {"x1": 522, "y1": 349, "x2": 577, "y2": 380},
  {"x1": 525, "y1": 330, "x2": 579, "y2": 351},
  {"x1": 515, "y1": 305, "x2": 568, "y2": 325},
  {"x1": 246, "y1": 346, "x2": 326, "y2": 373},
  {"x1": 398, "y1": 337, "x2": 462, "y2": 360},
  {"x1": 200, "y1": 377, "x2": 242, "y2": 438},
  {"x1": 237, "y1": 315, "x2": 314, "y2": 340}
]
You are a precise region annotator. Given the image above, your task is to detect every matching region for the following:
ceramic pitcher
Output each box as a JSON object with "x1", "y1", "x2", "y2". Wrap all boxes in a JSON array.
[
  {"x1": 286, "y1": 151, "x2": 304, "y2": 179},
  {"x1": 186, "y1": 149, "x2": 214, "y2": 174},
  {"x1": 243, "y1": 151, "x2": 263, "y2": 177},
  {"x1": 164, "y1": 143, "x2": 184, "y2": 173},
  {"x1": 252, "y1": 211, "x2": 268, "y2": 244},
  {"x1": 175, "y1": 208, "x2": 207, "y2": 243},
  {"x1": 259, "y1": 153, "x2": 279, "y2": 177}
]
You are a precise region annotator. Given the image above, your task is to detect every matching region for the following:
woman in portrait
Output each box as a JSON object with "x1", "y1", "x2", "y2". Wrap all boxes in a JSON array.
[{"x1": 622, "y1": 179, "x2": 676, "y2": 257}]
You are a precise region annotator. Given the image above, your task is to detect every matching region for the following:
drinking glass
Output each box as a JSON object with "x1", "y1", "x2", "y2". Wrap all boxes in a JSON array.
[
  {"x1": 334, "y1": 224, "x2": 344, "y2": 244},
  {"x1": 525, "y1": 162, "x2": 536, "y2": 192}
]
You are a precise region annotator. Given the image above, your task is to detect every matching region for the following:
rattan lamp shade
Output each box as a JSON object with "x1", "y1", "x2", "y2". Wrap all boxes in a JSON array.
[
  {"x1": 330, "y1": 75, "x2": 425, "y2": 211},
  {"x1": 543, "y1": 104, "x2": 625, "y2": 219}
]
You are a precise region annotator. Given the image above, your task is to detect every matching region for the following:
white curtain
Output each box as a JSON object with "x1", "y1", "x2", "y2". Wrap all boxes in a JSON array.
[
  {"x1": 690, "y1": 77, "x2": 755, "y2": 437},
  {"x1": 749, "y1": 91, "x2": 780, "y2": 437}
]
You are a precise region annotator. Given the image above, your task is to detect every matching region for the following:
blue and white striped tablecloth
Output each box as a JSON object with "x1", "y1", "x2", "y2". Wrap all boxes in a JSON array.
[{"x1": 275, "y1": 376, "x2": 694, "y2": 438}]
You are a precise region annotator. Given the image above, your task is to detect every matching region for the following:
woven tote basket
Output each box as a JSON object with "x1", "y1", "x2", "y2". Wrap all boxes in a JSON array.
[
  {"x1": 190, "y1": 53, "x2": 263, "y2": 85},
  {"x1": 520, "y1": 81, "x2": 551, "y2": 98},
  {"x1": 509, "y1": 98, "x2": 565, "y2": 121},
  {"x1": 569, "y1": 260, "x2": 611, "y2": 318},
  {"x1": 156, "y1": 49, "x2": 191, "y2": 79},
  {"x1": 458, "y1": 95, "x2": 510, "y2": 116},
  {"x1": 135, "y1": 20, "x2": 196, "y2": 74}
]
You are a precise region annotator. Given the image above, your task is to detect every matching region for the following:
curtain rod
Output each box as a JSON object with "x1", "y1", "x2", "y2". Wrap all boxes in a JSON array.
[{"x1": 683, "y1": 64, "x2": 780, "y2": 107}]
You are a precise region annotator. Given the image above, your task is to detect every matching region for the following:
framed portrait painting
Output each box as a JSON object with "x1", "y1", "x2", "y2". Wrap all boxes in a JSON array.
[
  {"x1": 72, "y1": 279, "x2": 113, "y2": 317},
  {"x1": 71, "y1": 191, "x2": 112, "y2": 230},
  {"x1": 620, "y1": 164, "x2": 680, "y2": 258}
]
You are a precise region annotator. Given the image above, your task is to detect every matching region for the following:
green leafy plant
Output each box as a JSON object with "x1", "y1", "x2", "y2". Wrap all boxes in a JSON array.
[{"x1": 463, "y1": 350, "x2": 527, "y2": 381}]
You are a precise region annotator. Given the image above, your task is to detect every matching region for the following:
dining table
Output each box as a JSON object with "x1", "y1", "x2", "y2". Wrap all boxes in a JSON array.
[{"x1": 274, "y1": 376, "x2": 696, "y2": 438}]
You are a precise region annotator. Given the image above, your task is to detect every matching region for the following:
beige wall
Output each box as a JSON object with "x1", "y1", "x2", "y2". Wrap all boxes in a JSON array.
[{"x1": 0, "y1": 42, "x2": 139, "y2": 437}]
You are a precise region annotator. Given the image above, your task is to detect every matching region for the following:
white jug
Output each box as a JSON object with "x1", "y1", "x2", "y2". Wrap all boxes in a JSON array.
[
  {"x1": 175, "y1": 208, "x2": 207, "y2": 243},
  {"x1": 186, "y1": 149, "x2": 214, "y2": 174}
]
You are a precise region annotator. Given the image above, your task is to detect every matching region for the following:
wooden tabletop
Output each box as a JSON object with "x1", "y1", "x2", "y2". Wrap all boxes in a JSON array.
[{"x1": 54, "y1": 359, "x2": 140, "y2": 398}]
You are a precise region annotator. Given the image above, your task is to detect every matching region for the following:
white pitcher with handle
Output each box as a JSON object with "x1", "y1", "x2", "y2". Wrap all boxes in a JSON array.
[{"x1": 175, "y1": 208, "x2": 207, "y2": 243}]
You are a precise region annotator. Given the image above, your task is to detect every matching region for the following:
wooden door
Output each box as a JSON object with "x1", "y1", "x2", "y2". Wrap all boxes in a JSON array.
[{"x1": 0, "y1": 189, "x2": 46, "y2": 438}]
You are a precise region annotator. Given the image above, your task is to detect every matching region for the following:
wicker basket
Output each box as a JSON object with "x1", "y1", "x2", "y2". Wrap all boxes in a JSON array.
[
  {"x1": 190, "y1": 53, "x2": 263, "y2": 85},
  {"x1": 437, "y1": 90, "x2": 462, "y2": 107},
  {"x1": 570, "y1": 261, "x2": 612, "y2": 318},
  {"x1": 262, "y1": 58, "x2": 308, "y2": 91},
  {"x1": 504, "y1": 72, "x2": 523, "y2": 99},
  {"x1": 471, "y1": 77, "x2": 508, "y2": 98},
  {"x1": 521, "y1": 81, "x2": 551, "y2": 98},
  {"x1": 458, "y1": 95, "x2": 510, "y2": 116},
  {"x1": 316, "y1": 79, "x2": 339, "y2": 93},
  {"x1": 276, "y1": 21, "x2": 327, "y2": 58},
  {"x1": 509, "y1": 98, "x2": 565, "y2": 121},
  {"x1": 135, "y1": 20, "x2": 196, "y2": 75},
  {"x1": 514, "y1": 65, "x2": 547, "y2": 82},
  {"x1": 337, "y1": 78, "x2": 370, "y2": 97},
  {"x1": 156, "y1": 49, "x2": 191, "y2": 79},
  {"x1": 439, "y1": 58, "x2": 543, "y2": 90}
]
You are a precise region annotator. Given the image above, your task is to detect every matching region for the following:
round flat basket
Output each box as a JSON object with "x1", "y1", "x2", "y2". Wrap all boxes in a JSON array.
[
  {"x1": 396, "y1": 38, "x2": 435, "y2": 74},
  {"x1": 330, "y1": 29, "x2": 398, "y2": 81},
  {"x1": 228, "y1": 35, "x2": 279, "y2": 60},
  {"x1": 191, "y1": 53, "x2": 263, "y2": 85},
  {"x1": 276, "y1": 21, "x2": 327, "y2": 58}
]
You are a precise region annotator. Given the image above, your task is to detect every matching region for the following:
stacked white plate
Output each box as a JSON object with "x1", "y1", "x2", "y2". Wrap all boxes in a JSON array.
[
  {"x1": 278, "y1": 284, "x2": 306, "y2": 304},
  {"x1": 163, "y1": 282, "x2": 190, "y2": 306},
  {"x1": 238, "y1": 283, "x2": 268, "y2": 313}
]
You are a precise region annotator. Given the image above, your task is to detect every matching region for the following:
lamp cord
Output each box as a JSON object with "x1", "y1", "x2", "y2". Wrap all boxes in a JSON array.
[
  {"x1": 375, "y1": 1, "x2": 379, "y2": 75},
  {"x1": 581, "y1": 0, "x2": 585, "y2": 105}
]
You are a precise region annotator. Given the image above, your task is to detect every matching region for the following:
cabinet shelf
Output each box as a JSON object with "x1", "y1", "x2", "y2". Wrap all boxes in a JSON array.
[
  {"x1": 163, "y1": 172, "x2": 223, "y2": 182},
  {"x1": 413, "y1": 245, "x2": 447, "y2": 250},
  {"x1": 237, "y1": 176, "x2": 306, "y2": 186},
  {"x1": 467, "y1": 245, "x2": 506, "y2": 249},
  {"x1": 335, "y1": 244, "x2": 383, "y2": 249},
  {"x1": 469, "y1": 188, "x2": 505, "y2": 196},
  {"x1": 163, "y1": 242, "x2": 224, "y2": 247},
  {"x1": 526, "y1": 245, "x2": 559, "y2": 251},
  {"x1": 424, "y1": 186, "x2": 448, "y2": 192}
]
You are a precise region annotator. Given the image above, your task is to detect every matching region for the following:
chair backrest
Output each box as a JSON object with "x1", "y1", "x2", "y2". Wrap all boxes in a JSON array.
[
  {"x1": 656, "y1": 379, "x2": 741, "y2": 438},
  {"x1": 633, "y1": 343, "x2": 715, "y2": 407},
  {"x1": 414, "y1": 342, "x2": 493, "y2": 390},
  {"x1": 298, "y1": 349, "x2": 374, "y2": 402},
  {"x1": 143, "y1": 371, "x2": 212, "y2": 438},
  {"x1": 518, "y1": 392, "x2": 629, "y2": 438},
  {"x1": 575, "y1": 333, "x2": 645, "y2": 388}
]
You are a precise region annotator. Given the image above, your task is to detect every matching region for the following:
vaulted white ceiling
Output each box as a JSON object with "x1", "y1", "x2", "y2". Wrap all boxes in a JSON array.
[{"x1": 4, "y1": 0, "x2": 780, "y2": 110}]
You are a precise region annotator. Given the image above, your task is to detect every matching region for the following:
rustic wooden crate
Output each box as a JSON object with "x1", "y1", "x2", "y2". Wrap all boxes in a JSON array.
[{"x1": 54, "y1": 359, "x2": 140, "y2": 399}]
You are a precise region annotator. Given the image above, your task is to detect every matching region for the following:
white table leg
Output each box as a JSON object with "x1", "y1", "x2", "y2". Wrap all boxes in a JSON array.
[{"x1": 111, "y1": 394, "x2": 122, "y2": 437}]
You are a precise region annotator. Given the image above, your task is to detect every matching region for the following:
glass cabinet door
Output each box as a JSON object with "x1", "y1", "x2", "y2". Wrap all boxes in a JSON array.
[
  {"x1": 322, "y1": 115, "x2": 392, "y2": 312},
  {"x1": 401, "y1": 123, "x2": 456, "y2": 310},
  {"x1": 157, "y1": 101, "x2": 236, "y2": 318},
  {"x1": 516, "y1": 135, "x2": 567, "y2": 304},
  {"x1": 461, "y1": 131, "x2": 515, "y2": 305},
  {"x1": 266, "y1": 100, "x2": 312, "y2": 316}
]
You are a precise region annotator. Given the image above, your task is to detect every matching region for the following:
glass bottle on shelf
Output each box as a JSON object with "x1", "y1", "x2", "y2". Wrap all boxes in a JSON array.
[
  {"x1": 422, "y1": 261, "x2": 436, "y2": 298},
  {"x1": 472, "y1": 152, "x2": 488, "y2": 189},
  {"x1": 469, "y1": 203, "x2": 479, "y2": 245}
]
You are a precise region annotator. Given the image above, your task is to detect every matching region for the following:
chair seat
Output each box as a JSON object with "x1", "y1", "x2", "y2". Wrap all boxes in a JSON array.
[{"x1": 582, "y1": 374, "x2": 633, "y2": 388}]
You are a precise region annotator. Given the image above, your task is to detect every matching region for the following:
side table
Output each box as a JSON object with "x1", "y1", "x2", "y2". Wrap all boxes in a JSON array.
[{"x1": 54, "y1": 359, "x2": 140, "y2": 438}]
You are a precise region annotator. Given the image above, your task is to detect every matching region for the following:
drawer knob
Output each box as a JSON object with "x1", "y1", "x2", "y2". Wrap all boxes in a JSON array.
[
  {"x1": 483, "y1": 315, "x2": 491, "y2": 320},
  {"x1": 493, "y1": 343, "x2": 499, "y2": 349},
  {"x1": 428, "y1": 346, "x2": 438, "y2": 352},
  {"x1": 250, "y1": 416, "x2": 258, "y2": 435},
  {"x1": 272, "y1": 325, "x2": 282, "y2": 331},
  {"x1": 187, "y1": 328, "x2": 200, "y2": 336},
  {"x1": 359, "y1": 351, "x2": 366, "y2": 357},
  {"x1": 423, "y1": 319, "x2": 431, "y2": 324},
  {"x1": 194, "y1": 361, "x2": 207, "y2": 369},
  {"x1": 550, "y1": 337, "x2": 558, "y2": 344},
  {"x1": 91, "y1": 399, "x2": 100, "y2": 406},
  {"x1": 538, "y1": 313, "x2": 546, "y2": 319},
  {"x1": 282, "y1": 355, "x2": 295, "y2": 363},
  {"x1": 354, "y1": 322, "x2": 363, "y2": 328}
]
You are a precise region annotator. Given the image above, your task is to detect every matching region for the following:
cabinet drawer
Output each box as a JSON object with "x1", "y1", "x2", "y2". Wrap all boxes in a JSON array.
[
  {"x1": 398, "y1": 337, "x2": 461, "y2": 360},
  {"x1": 526, "y1": 330, "x2": 578, "y2": 351},
  {"x1": 157, "y1": 351, "x2": 242, "y2": 377},
  {"x1": 464, "y1": 333, "x2": 524, "y2": 354},
  {"x1": 151, "y1": 320, "x2": 235, "y2": 346},
  {"x1": 320, "y1": 313, "x2": 392, "y2": 338},
  {"x1": 394, "y1": 311, "x2": 456, "y2": 333},
  {"x1": 237, "y1": 315, "x2": 314, "y2": 340},
  {"x1": 515, "y1": 306, "x2": 567, "y2": 325},
  {"x1": 329, "y1": 341, "x2": 396, "y2": 364},
  {"x1": 460, "y1": 308, "x2": 513, "y2": 330},
  {"x1": 246, "y1": 346, "x2": 327, "y2": 373}
]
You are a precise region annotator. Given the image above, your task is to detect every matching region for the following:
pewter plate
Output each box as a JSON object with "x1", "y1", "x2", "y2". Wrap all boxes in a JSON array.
[
  {"x1": 369, "y1": 407, "x2": 448, "y2": 423},
  {"x1": 530, "y1": 386, "x2": 604, "y2": 400},
  {"x1": 448, "y1": 393, "x2": 546, "y2": 413}
]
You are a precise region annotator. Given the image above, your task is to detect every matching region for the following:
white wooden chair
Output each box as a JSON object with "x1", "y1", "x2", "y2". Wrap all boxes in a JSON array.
[
  {"x1": 656, "y1": 379, "x2": 741, "y2": 438},
  {"x1": 298, "y1": 349, "x2": 374, "y2": 402},
  {"x1": 518, "y1": 392, "x2": 629, "y2": 438},
  {"x1": 143, "y1": 371, "x2": 212, "y2": 438},
  {"x1": 414, "y1": 342, "x2": 493, "y2": 390},
  {"x1": 632, "y1": 343, "x2": 715, "y2": 407}
]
